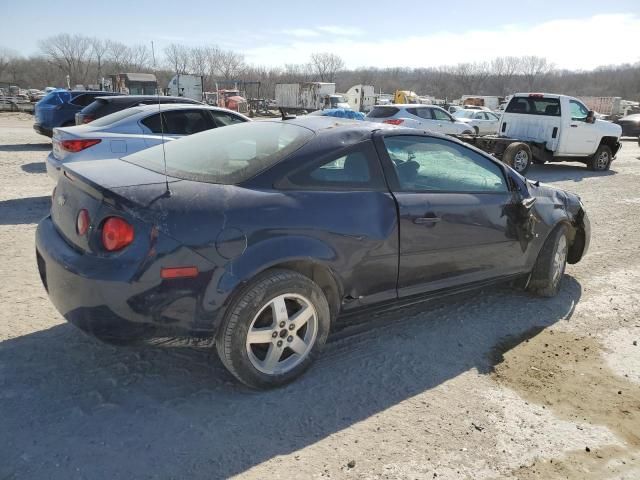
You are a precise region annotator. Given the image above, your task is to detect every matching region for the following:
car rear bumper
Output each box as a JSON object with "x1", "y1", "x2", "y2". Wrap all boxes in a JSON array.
[
  {"x1": 33, "y1": 123, "x2": 53, "y2": 137},
  {"x1": 46, "y1": 152, "x2": 62, "y2": 182},
  {"x1": 35, "y1": 215, "x2": 214, "y2": 344}
]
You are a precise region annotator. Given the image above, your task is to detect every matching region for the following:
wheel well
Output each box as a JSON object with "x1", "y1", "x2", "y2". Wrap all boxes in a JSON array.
[
  {"x1": 599, "y1": 136, "x2": 619, "y2": 154},
  {"x1": 266, "y1": 261, "x2": 341, "y2": 321}
]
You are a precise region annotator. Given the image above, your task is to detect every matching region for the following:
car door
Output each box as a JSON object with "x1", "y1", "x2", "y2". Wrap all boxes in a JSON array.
[
  {"x1": 277, "y1": 141, "x2": 399, "y2": 309},
  {"x1": 561, "y1": 99, "x2": 599, "y2": 155},
  {"x1": 431, "y1": 107, "x2": 459, "y2": 134},
  {"x1": 472, "y1": 112, "x2": 488, "y2": 134},
  {"x1": 408, "y1": 107, "x2": 441, "y2": 132},
  {"x1": 376, "y1": 133, "x2": 528, "y2": 297},
  {"x1": 484, "y1": 112, "x2": 500, "y2": 134}
]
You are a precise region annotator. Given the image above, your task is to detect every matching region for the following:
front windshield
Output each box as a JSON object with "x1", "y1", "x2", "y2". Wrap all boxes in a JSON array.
[{"x1": 124, "y1": 121, "x2": 315, "y2": 184}]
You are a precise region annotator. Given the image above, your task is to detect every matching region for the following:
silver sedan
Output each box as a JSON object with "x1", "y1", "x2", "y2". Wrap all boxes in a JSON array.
[{"x1": 46, "y1": 103, "x2": 250, "y2": 181}]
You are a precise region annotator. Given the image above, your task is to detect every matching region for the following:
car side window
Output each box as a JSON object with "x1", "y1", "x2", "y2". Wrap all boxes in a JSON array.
[
  {"x1": 210, "y1": 111, "x2": 246, "y2": 127},
  {"x1": 473, "y1": 112, "x2": 485, "y2": 120},
  {"x1": 141, "y1": 113, "x2": 163, "y2": 133},
  {"x1": 570, "y1": 100, "x2": 589, "y2": 122},
  {"x1": 70, "y1": 94, "x2": 91, "y2": 107},
  {"x1": 414, "y1": 108, "x2": 433, "y2": 120},
  {"x1": 284, "y1": 142, "x2": 385, "y2": 190},
  {"x1": 432, "y1": 108, "x2": 452, "y2": 121},
  {"x1": 383, "y1": 135, "x2": 508, "y2": 193},
  {"x1": 162, "y1": 110, "x2": 215, "y2": 135}
]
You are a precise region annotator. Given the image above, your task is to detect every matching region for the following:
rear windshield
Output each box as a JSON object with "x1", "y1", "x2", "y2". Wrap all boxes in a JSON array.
[
  {"x1": 89, "y1": 108, "x2": 143, "y2": 127},
  {"x1": 80, "y1": 98, "x2": 108, "y2": 115},
  {"x1": 505, "y1": 97, "x2": 561, "y2": 116},
  {"x1": 40, "y1": 90, "x2": 71, "y2": 105},
  {"x1": 124, "y1": 121, "x2": 315, "y2": 184},
  {"x1": 367, "y1": 107, "x2": 400, "y2": 118}
]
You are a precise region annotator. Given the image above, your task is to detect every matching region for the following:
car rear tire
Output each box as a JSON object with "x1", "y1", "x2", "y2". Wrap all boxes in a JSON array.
[
  {"x1": 588, "y1": 145, "x2": 612, "y2": 171},
  {"x1": 527, "y1": 225, "x2": 569, "y2": 297},
  {"x1": 503, "y1": 142, "x2": 532, "y2": 175},
  {"x1": 215, "y1": 269, "x2": 330, "y2": 389}
]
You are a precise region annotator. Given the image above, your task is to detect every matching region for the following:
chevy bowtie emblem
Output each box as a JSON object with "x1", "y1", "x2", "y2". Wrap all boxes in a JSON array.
[{"x1": 56, "y1": 194, "x2": 66, "y2": 206}]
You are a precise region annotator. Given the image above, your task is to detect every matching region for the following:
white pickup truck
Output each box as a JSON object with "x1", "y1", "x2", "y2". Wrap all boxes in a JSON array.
[{"x1": 456, "y1": 93, "x2": 622, "y2": 174}]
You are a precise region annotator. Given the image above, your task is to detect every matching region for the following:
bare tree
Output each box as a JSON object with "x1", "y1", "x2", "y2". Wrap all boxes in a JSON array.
[
  {"x1": 218, "y1": 50, "x2": 245, "y2": 80},
  {"x1": 164, "y1": 43, "x2": 190, "y2": 74},
  {"x1": 38, "y1": 34, "x2": 94, "y2": 85},
  {"x1": 520, "y1": 56, "x2": 554, "y2": 90},
  {"x1": 129, "y1": 45, "x2": 151, "y2": 70},
  {"x1": 90, "y1": 38, "x2": 109, "y2": 85},
  {"x1": 490, "y1": 56, "x2": 521, "y2": 95},
  {"x1": 309, "y1": 52, "x2": 344, "y2": 82},
  {"x1": 0, "y1": 47, "x2": 18, "y2": 82}
]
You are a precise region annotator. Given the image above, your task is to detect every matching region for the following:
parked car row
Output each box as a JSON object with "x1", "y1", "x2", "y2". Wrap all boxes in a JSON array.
[{"x1": 34, "y1": 93, "x2": 593, "y2": 388}]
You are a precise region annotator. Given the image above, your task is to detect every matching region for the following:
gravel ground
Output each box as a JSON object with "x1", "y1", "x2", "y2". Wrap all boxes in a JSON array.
[{"x1": 0, "y1": 112, "x2": 638, "y2": 479}]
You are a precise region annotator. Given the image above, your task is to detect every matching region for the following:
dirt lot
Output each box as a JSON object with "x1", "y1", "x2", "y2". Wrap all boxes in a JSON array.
[{"x1": 0, "y1": 112, "x2": 638, "y2": 479}]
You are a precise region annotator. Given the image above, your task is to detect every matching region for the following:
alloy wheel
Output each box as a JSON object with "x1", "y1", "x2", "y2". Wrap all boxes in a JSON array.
[
  {"x1": 513, "y1": 150, "x2": 529, "y2": 172},
  {"x1": 552, "y1": 235, "x2": 567, "y2": 285},
  {"x1": 245, "y1": 293, "x2": 318, "y2": 375}
]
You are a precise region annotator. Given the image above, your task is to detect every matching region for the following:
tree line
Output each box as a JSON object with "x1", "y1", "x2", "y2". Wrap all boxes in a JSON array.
[{"x1": 1, "y1": 33, "x2": 639, "y2": 101}]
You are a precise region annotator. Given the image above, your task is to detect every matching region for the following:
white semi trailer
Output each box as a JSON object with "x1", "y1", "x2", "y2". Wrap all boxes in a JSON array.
[{"x1": 275, "y1": 82, "x2": 349, "y2": 112}]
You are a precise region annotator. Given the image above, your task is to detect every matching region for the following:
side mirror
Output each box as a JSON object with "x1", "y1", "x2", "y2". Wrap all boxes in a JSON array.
[{"x1": 586, "y1": 110, "x2": 596, "y2": 124}]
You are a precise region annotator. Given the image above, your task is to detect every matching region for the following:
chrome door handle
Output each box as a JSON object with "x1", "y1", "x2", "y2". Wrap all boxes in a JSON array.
[{"x1": 414, "y1": 216, "x2": 441, "y2": 224}]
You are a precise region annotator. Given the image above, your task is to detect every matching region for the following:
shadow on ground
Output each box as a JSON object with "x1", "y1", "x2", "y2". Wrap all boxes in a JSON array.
[
  {"x1": 20, "y1": 162, "x2": 47, "y2": 174},
  {"x1": 0, "y1": 276, "x2": 581, "y2": 479},
  {"x1": 527, "y1": 163, "x2": 615, "y2": 182},
  {"x1": 0, "y1": 143, "x2": 50, "y2": 152},
  {"x1": 0, "y1": 196, "x2": 50, "y2": 225}
]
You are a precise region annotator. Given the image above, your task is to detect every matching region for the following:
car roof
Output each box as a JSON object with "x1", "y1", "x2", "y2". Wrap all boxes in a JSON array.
[
  {"x1": 130, "y1": 103, "x2": 241, "y2": 114},
  {"x1": 94, "y1": 95, "x2": 200, "y2": 103}
]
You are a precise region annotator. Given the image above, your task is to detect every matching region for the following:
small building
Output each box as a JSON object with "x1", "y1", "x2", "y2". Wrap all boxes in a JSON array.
[{"x1": 109, "y1": 73, "x2": 157, "y2": 95}]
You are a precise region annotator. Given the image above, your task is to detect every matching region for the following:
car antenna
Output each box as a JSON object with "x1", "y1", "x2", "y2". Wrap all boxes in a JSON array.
[
  {"x1": 279, "y1": 107, "x2": 296, "y2": 120},
  {"x1": 151, "y1": 41, "x2": 171, "y2": 197}
]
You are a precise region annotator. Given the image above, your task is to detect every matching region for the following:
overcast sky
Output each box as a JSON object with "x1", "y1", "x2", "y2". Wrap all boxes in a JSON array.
[{"x1": 2, "y1": 0, "x2": 638, "y2": 70}]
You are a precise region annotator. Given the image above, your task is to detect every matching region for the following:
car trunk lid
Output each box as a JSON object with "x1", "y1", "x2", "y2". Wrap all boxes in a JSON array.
[{"x1": 53, "y1": 159, "x2": 231, "y2": 262}]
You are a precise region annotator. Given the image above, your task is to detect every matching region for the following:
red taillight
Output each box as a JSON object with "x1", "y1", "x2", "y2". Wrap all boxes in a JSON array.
[
  {"x1": 101, "y1": 217, "x2": 134, "y2": 252},
  {"x1": 61, "y1": 139, "x2": 101, "y2": 153},
  {"x1": 161, "y1": 267, "x2": 199, "y2": 279},
  {"x1": 383, "y1": 119, "x2": 404, "y2": 125},
  {"x1": 81, "y1": 115, "x2": 95, "y2": 124},
  {"x1": 76, "y1": 209, "x2": 90, "y2": 236}
]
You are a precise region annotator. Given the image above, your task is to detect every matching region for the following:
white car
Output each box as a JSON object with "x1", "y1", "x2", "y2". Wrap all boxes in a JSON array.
[
  {"x1": 46, "y1": 104, "x2": 250, "y2": 181},
  {"x1": 453, "y1": 109, "x2": 502, "y2": 135},
  {"x1": 366, "y1": 104, "x2": 473, "y2": 135}
]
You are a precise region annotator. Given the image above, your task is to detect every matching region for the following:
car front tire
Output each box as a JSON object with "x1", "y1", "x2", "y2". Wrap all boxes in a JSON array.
[
  {"x1": 527, "y1": 225, "x2": 569, "y2": 297},
  {"x1": 589, "y1": 144, "x2": 612, "y2": 171},
  {"x1": 215, "y1": 269, "x2": 330, "y2": 389}
]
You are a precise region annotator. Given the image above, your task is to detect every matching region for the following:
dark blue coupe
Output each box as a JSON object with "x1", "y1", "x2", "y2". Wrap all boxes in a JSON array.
[{"x1": 36, "y1": 116, "x2": 590, "y2": 388}]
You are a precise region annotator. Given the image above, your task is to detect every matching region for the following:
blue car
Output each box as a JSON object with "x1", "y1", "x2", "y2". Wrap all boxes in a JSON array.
[
  {"x1": 33, "y1": 89, "x2": 122, "y2": 137},
  {"x1": 36, "y1": 117, "x2": 589, "y2": 388}
]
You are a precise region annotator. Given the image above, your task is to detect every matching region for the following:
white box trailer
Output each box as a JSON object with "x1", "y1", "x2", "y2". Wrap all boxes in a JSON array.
[
  {"x1": 167, "y1": 74, "x2": 204, "y2": 102},
  {"x1": 275, "y1": 82, "x2": 338, "y2": 111},
  {"x1": 577, "y1": 96, "x2": 622, "y2": 117},
  {"x1": 460, "y1": 95, "x2": 502, "y2": 111},
  {"x1": 344, "y1": 84, "x2": 375, "y2": 112}
]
